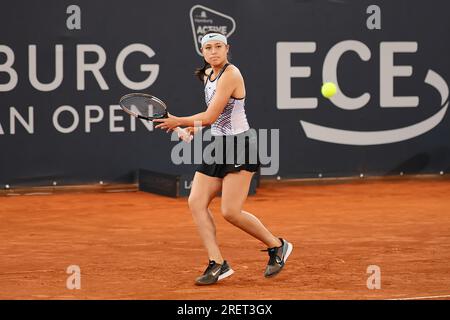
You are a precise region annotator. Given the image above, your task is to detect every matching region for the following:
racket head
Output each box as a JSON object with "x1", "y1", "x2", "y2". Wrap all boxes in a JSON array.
[{"x1": 119, "y1": 93, "x2": 168, "y2": 120}]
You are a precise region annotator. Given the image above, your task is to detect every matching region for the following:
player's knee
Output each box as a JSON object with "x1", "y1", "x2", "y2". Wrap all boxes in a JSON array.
[
  {"x1": 188, "y1": 194, "x2": 207, "y2": 213},
  {"x1": 221, "y1": 206, "x2": 240, "y2": 223}
]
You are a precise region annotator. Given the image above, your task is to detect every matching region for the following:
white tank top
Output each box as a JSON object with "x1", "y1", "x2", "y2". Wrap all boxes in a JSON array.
[{"x1": 204, "y1": 64, "x2": 250, "y2": 136}]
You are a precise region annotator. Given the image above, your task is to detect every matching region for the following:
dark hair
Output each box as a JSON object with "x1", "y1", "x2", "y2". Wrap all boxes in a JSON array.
[
  {"x1": 194, "y1": 58, "x2": 211, "y2": 83},
  {"x1": 194, "y1": 30, "x2": 228, "y2": 82}
]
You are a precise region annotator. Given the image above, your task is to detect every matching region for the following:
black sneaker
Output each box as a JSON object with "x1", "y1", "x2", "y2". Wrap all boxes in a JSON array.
[
  {"x1": 262, "y1": 238, "x2": 293, "y2": 277},
  {"x1": 195, "y1": 260, "x2": 234, "y2": 285}
]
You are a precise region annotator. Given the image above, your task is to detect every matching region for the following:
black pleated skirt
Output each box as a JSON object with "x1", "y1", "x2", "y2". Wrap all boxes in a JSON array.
[{"x1": 196, "y1": 130, "x2": 260, "y2": 178}]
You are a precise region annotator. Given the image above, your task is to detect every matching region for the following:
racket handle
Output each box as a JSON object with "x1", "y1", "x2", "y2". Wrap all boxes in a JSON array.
[{"x1": 174, "y1": 127, "x2": 193, "y2": 143}]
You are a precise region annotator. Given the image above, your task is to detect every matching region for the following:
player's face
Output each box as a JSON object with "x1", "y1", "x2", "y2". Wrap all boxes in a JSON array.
[{"x1": 202, "y1": 41, "x2": 229, "y2": 66}]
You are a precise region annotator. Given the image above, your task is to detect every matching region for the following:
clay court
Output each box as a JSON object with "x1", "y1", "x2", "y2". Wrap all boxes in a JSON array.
[{"x1": 1, "y1": 177, "x2": 449, "y2": 300}]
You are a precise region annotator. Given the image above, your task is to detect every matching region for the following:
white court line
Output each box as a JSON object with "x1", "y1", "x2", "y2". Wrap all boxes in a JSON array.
[
  {"x1": 24, "y1": 192, "x2": 52, "y2": 196},
  {"x1": 387, "y1": 294, "x2": 450, "y2": 300}
]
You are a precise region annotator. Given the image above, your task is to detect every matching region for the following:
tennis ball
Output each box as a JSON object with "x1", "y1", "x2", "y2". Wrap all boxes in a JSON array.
[{"x1": 321, "y1": 82, "x2": 337, "y2": 98}]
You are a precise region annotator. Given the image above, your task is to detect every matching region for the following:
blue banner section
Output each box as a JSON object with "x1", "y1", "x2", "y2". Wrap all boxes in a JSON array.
[{"x1": 1, "y1": 0, "x2": 449, "y2": 185}]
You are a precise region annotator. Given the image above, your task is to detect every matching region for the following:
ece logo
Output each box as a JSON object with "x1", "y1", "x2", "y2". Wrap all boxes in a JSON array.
[{"x1": 276, "y1": 41, "x2": 448, "y2": 146}]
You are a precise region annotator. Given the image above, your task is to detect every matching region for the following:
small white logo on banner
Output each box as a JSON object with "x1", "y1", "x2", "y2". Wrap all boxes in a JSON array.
[{"x1": 189, "y1": 5, "x2": 236, "y2": 56}]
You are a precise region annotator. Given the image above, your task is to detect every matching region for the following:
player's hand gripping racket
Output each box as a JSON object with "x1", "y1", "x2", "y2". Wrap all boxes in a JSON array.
[{"x1": 119, "y1": 93, "x2": 193, "y2": 143}]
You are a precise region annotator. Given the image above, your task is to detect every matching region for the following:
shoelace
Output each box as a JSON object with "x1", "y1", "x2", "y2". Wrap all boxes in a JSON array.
[
  {"x1": 203, "y1": 261, "x2": 218, "y2": 274},
  {"x1": 261, "y1": 247, "x2": 279, "y2": 265}
]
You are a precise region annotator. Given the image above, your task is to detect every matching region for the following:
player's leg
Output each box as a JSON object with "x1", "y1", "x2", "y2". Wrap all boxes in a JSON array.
[
  {"x1": 189, "y1": 171, "x2": 235, "y2": 285},
  {"x1": 221, "y1": 170, "x2": 280, "y2": 247},
  {"x1": 188, "y1": 171, "x2": 223, "y2": 263},
  {"x1": 221, "y1": 170, "x2": 293, "y2": 277}
]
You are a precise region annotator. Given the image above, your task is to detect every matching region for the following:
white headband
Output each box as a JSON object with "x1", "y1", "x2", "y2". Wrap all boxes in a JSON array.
[{"x1": 201, "y1": 33, "x2": 228, "y2": 47}]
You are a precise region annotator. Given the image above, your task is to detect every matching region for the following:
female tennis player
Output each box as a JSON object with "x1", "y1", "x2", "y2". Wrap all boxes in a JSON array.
[{"x1": 153, "y1": 31, "x2": 293, "y2": 285}]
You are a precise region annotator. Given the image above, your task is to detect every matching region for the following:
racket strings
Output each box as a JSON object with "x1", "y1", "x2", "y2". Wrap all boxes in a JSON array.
[{"x1": 121, "y1": 96, "x2": 167, "y2": 119}]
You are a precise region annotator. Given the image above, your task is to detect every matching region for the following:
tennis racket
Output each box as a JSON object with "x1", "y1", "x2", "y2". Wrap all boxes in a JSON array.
[{"x1": 119, "y1": 93, "x2": 192, "y2": 143}]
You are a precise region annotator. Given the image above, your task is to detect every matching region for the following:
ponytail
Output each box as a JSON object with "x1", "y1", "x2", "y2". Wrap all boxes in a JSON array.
[{"x1": 194, "y1": 58, "x2": 210, "y2": 82}]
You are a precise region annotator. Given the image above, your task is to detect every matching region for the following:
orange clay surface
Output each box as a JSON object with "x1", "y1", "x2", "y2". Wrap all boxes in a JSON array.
[{"x1": 1, "y1": 178, "x2": 450, "y2": 300}]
